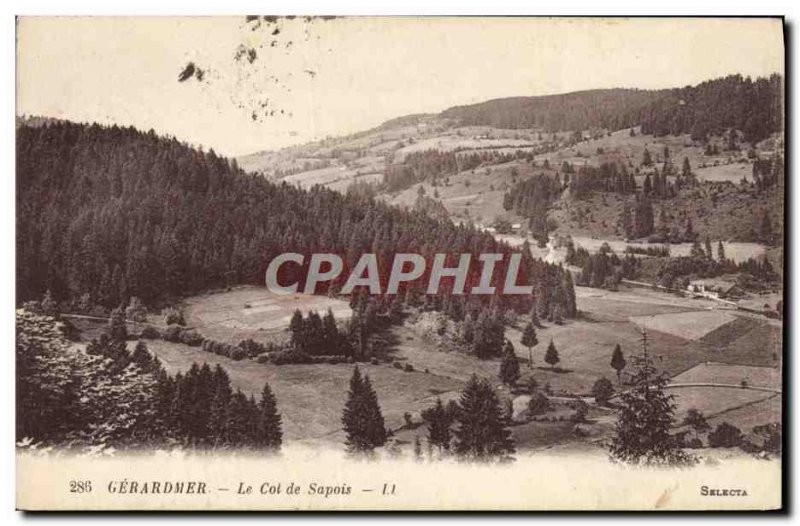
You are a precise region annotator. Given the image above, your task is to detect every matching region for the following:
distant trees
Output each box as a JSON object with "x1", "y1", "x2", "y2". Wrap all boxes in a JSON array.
[
  {"x1": 441, "y1": 75, "x2": 782, "y2": 145},
  {"x1": 544, "y1": 339, "x2": 560, "y2": 369},
  {"x1": 341, "y1": 366, "x2": 387, "y2": 455},
  {"x1": 453, "y1": 375, "x2": 515, "y2": 462},
  {"x1": 520, "y1": 322, "x2": 538, "y2": 368},
  {"x1": 499, "y1": 340, "x2": 521, "y2": 386},
  {"x1": 610, "y1": 344, "x2": 626, "y2": 384},
  {"x1": 289, "y1": 308, "x2": 351, "y2": 356}
]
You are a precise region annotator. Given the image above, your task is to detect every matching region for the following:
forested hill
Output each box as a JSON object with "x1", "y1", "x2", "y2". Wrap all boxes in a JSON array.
[
  {"x1": 17, "y1": 121, "x2": 573, "y2": 318},
  {"x1": 440, "y1": 74, "x2": 783, "y2": 143}
]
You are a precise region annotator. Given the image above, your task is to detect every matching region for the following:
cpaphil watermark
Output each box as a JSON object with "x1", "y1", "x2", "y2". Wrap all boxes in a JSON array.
[{"x1": 265, "y1": 253, "x2": 535, "y2": 296}]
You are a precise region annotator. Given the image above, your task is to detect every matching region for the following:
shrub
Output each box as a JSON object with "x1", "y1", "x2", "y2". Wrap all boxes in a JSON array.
[
  {"x1": 708, "y1": 422, "x2": 743, "y2": 448},
  {"x1": 229, "y1": 347, "x2": 247, "y2": 361},
  {"x1": 393, "y1": 361, "x2": 404, "y2": 370},
  {"x1": 180, "y1": 329, "x2": 204, "y2": 347},
  {"x1": 527, "y1": 392, "x2": 551, "y2": 416},
  {"x1": 162, "y1": 325, "x2": 182, "y2": 342},
  {"x1": 164, "y1": 307, "x2": 185, "y2": 326},
  {"x1": 370, "y1": 357, "x2": 380, "y2": 365},
  {"x1": 238, "y1": 338, "x2": 267, "y2": 357},
  {"x1": 404, "y1": 363, "x2": 414, "y2": 372},
  {"x1": 256, "y1": 353, "x2": 271, "y2": 364},
  {"x1": 270, "y1": 348, "x2": 313, "y2": 365},
  {"x1": 140, "y1": 326, "x2": 161, "y2": 339}
]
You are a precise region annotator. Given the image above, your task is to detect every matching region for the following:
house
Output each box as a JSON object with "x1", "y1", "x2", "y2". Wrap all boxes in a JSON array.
[{"x1": 687, "y1": 279, "x2": 743, "y2": 299}]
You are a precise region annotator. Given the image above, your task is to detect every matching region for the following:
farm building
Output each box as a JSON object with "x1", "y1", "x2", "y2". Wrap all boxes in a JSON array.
[{"x1": 687, "y1": 279, "x2": 743, "y2": 299}]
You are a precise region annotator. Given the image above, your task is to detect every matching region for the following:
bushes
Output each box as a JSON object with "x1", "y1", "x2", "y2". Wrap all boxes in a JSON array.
[
  {"x1": 181, "y1": 330, "x2": 204, "y2": 347},
  {"x1": 163, "y1": 326, "x2": 204, "y2": 346},
  {"x1": 238, "y1": 338, "x2": 269, "y2": 358},
  {"x1": 527, "y1": 392, "x2": 551, "y2": 416},
  {"x1": 270, "y1": 348, "x2": 313, "y2": 365},
  {"x1": 140, "y1": 326, "x2": 161, "y2": 339},
  {"x1": 708, "y1": 422, "x2": 743, "y2": 448}
]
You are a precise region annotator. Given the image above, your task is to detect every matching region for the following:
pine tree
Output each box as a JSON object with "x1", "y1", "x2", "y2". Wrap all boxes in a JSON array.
[
  {"x1": 759, "y1": 211, "x2": 774, "y2": 244},
  {"x1": 131, "y1": 340, "x2": 154, "y2": 371},
  {"x1": 453, "y1": 375, "x2": 515, "y2": 462},
  {"x1": 609, "y1": 330, "x2": 695, "y2": 466},
  {"x1": 342, "y1": 366, "x2": 386, "y2": 455},
  {"x1": 642, "y1": 148, "x2": 652, "y2": 167},
  {"x1": 610, "y1": 344, "x2": 626, "y2": 384},
  {"x1": 461, "y1": 314, "x2": 475, "y2": 344},
  {"x1": 544, "y1": 339, "x2": 560, "y2": 370},
  {"x1": 499, "y1": 340, "x2": 521, "y2": 386},
  {"x1": 682, "y1": 157, "x2": 692, "y2": 179},
  {"x1": 108, "y1": 305, "x2": 128, "y2": 342},
  {"x1": 209, "y1": 365, "x2": 233, "y2": 447},
  {"x1": 289, "y1": 309, "x2": 304, "y2": 349},
  {"x1": 717, "y1": 241, "x2": 726, "y2": 262},
  {"x1": 426, "y1": 398, "x2": 452, "y2": 454},
  {"x1": 520, "y1": 322, "x2": 538, "y2": 368},
  {"x1": 704, "y1": 236, "x2": 713, "y2": 261},
  {"x1": 255, "y1": 382, "x2": 282, "y2": 452}
]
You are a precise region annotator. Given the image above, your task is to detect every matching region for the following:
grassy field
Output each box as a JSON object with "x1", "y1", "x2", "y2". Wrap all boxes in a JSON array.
[
  {"x1": 671, "y1": 362, "x2": 781, "y2": 390},
  {"x1": 630, "y1": 311, "x2": 737, "y2": 341},
  {"x1": 705, "y1": 394, "x2": 781, "y2": 433},
  {"x1": 181, "y1": 286, "x2": 353, "y2": 344},
  {"x1": 147, "y1": 339, "x2": 463, "y2": 445},
  {"x1": 668, "y1": 386, "x2": 774, "y2": 423}
]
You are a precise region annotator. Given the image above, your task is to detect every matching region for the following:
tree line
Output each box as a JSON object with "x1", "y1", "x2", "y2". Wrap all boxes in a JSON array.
[
  {"x1": 17, "y1": 121, "x2": 575, "y2": 324},
  {"x1": 442, "y1": 74, "x2": 782, "y2": 144}
]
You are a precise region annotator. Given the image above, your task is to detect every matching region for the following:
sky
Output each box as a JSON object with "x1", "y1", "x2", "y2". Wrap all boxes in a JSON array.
[{"x1": 17, "y1": 17, "x2": 784, "y2": 157}]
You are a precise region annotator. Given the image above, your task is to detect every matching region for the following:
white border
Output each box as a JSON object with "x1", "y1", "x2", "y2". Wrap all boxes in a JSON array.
[{"x1": 3, "y1": 2, "x2": 796, "y2": 524}]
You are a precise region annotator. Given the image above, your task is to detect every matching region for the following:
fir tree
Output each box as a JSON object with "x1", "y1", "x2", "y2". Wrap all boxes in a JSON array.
[
  {"x1": 642, "y1": 148, "x2": 653, "y2": 167},
  {"x1": 609, "y1": 331, "x2": 695, "y2": 466},
  {"x1": 453, "y1": 375, "x2": 515, "y2": 462},
  {"x1": 610, "y1": 344, "x2": 626, "y2": 384},
  {"x1": 544, "y1": 339, "x2": 560, "y2": 370},
  {"x1": 131, "y1": 340, "x2": 154, "y2": 372},
  {"x1": 342, "y1": 366, "x2": 386, "y2": 455},
  {"x1": 255, "y1": 382, "x2": 282, "y2": 452},
  {"x1": 717, "y1": 241, "x2": 726, "y2": 262},
  {"x1": 704, "y1": 236, "x2": 713, "y2": 261},
  {"x1": 426, "y1": 398, "x2": 453, "y2": 454},
  {"x1": 520, "y1": 322, "x2": 538, "y2": 368},
  {"x1": 499, "y1": 340, "x2": 521, "y2": 386},
  {"x1": 108, "y1": 305, "x2": 128, "y2": 342}
]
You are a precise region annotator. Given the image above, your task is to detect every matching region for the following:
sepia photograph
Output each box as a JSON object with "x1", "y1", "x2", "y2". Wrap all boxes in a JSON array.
[{"x1": 12, "y1": 13, "x2": 786, "y2": 512}]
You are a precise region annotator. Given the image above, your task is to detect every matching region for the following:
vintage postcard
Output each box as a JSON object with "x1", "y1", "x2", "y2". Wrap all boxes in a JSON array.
[{"x1": 15, "y1": 16, "x2": 784, "y2": 511}]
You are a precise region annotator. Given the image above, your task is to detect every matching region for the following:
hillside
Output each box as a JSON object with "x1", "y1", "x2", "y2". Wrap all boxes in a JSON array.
[
  {"x1": 17, "y1": 121, "x2": 576, "y2": 321},
  {"x1": 236, "y1": 74, "x2": 784, "y2": 250}
]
